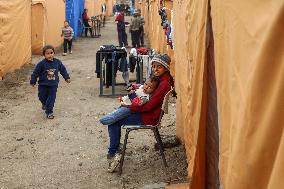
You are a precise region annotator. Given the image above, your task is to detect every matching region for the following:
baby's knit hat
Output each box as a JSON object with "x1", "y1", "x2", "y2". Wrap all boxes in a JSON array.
[{"x1": 151, "y1": 54, "x2": 171, "y2": 71}]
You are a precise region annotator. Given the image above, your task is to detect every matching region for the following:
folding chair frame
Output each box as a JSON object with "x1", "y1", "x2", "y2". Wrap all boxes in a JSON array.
[
  {"x1": 79, "y1": 19, "x2": 92, "y2": 37},
  {"x1": 118, "y1": 89, "x2": 173, "y2": 175}
]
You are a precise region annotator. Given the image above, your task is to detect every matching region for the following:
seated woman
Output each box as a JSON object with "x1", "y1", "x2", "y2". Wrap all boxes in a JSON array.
[
  {"x1": 82, "y1": 9, "x2": 93, "y2": 37},
  {"x1": 106, "y1": 53, "x2": 174, "y2": 172},
  {"x1": 99, "y1": 76, "x2": 160, "y2": 125}
]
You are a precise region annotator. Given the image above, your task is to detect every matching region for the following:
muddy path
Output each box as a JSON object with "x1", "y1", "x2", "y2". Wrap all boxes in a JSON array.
[{"x1": 0, "y1": 17, "x2": 187, "y2": 189}]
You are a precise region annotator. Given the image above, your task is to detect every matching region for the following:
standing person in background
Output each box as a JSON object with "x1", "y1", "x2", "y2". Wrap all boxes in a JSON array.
[
  {"x1": 82, "y1": 9, "x2": 93, "y2": 37},
  {"x1": 61, "y1": 21, "x2": 74, "y2": 56},
  {"x1": 129, "y1": 12, "x2": 141, "y2": 48},
  {"x1": 112, "y1": 5, "x2": 117, "y2": 16},
  {"x1": 101, "y1": 3, "x2": 106, "y2": 27},
  {"x1": 115, "y1": 11, "x2": 129, "y2": 47},
  {"x1": 137, "y1": 9, "x2": 145, "y2": 47}
]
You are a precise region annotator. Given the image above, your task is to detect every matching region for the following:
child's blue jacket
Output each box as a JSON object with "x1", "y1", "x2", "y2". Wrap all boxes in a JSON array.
[{"x1": 30, "y1": 58, "x2": 70, "y2": 86}]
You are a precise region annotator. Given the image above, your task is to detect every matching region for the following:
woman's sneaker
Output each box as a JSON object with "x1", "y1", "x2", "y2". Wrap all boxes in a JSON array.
[{"x1": 107, "y1": 153, "x2": 122, "y2": 173}]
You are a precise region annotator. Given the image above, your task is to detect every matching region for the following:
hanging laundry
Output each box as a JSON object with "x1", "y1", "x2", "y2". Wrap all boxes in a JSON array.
[
  {"x1": 95, "y1": 45, "x2": 127, "y2": 87},
  {"x1": 158, "y1": 7, "x2": 169, "y2": 29},
  {"x1": 129, "y1": 48, "x2": 137, "y2": 73},
  {"x1": 169, "y1": 10, "x2": 174, "y2": 49},
  {"x1": 166, "y1": 25, "x2": 173, "y2": 49},
  {"x1": 136, "y1": 47, "x2": 149, "y2": 55}
]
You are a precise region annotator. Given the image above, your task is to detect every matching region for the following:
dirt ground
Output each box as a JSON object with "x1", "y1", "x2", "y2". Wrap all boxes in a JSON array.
[{"x1": 0, "y1": 17, "x2": 188, "y2": 189}]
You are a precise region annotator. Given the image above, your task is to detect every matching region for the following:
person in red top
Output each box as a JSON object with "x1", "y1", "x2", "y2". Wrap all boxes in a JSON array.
[
  {"x1": 115, "y1": 11, "x2": 129, "y2": 47},
  {"x1": 82, "y1": 9, "x2": 93, "y2": 37},
  {"x1": 106, "y1": 53, "x2": 174, "y2": 172}
]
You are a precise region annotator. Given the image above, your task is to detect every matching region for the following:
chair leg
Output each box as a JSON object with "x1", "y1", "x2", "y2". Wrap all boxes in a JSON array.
[
  {"x1": 153, "y1": 128, "x2": 168, "y2": 167},
  {"x1": 118, "y1": 129, "x2": 130, "y2": 175}
]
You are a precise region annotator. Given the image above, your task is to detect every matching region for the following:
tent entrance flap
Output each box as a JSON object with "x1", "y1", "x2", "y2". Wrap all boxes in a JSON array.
[
  {"x1": 205, "y1": 1, "x2": 220, "y2": 188},
  {"x1": 191, "y1": 0, "x2": 220, "y2": 188},
  {"x1": 32, "y1": 2, "x2": 45, "y2": 54}
]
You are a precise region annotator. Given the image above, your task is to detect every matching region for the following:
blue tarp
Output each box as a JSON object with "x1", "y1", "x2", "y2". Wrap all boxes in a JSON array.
[{"x1": 66, "y1": 0, "x2": 85, "y2": 38}]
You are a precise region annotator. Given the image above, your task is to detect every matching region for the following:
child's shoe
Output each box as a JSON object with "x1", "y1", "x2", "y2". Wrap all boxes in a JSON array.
[
  {"x1": 107, "y1": 153, "x2": 121, "y2": 173},
  {"x1": 69, "y1": 51, "x2": 72, "y2": 54},
  {"x1": 62, "y1": 53, "x2": 67, "y2": 56},
  {"x1": 46, "y1": 113, "x2": 54, "y2": 119}
]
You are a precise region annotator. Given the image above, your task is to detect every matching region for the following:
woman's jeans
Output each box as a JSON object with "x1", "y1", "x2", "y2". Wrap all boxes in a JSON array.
[
  {"x1": 108, "y1": 112, "x2": 144, "y2": 156},
  {"x1": 100, "y1": 106, "x2": 133, "y2": 125}
]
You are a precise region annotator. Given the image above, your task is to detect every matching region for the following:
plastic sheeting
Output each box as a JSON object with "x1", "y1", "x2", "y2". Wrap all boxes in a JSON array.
[
  {"x1": 66, "y1": 0, "x2": 85, "y2": 38},
  {"x1": 0, "y1": 0, "x2": 31, "y2": 79},
  {"x1": 141, "y1": 0, "x2": 284, "y2": 188}
]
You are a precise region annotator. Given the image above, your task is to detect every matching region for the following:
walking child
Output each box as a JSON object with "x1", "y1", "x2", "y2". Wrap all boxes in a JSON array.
[
  {"x1": 61, "y1": 20, "x2": 74, "y2": 56},
  {"x1": 30, "y1": 45, "x2": 71, "y2": 119},
  {"x1": 99, "y1": 76, "x2": 160, "y2": 126}
]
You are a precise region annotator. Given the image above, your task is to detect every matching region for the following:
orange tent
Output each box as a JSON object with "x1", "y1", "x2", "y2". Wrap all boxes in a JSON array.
[
  {"x1": 31, "y1": 0, "x2": 65, "y2": 54},
  {"x1": 141, "y1": 0, "x2": 284, "y2": 188},
  {"x1": 45, "y1": 0, "x2": 65, "y2": 49},
  {"x1": 0, "y1": 0, "x2": 31, "y2": 79},
  {"x1": 85, "y1": 0, "x2": 110, "y2": 16},
  {"x1": 31, "y1": 0, "x2": 46, "y2": 55}
]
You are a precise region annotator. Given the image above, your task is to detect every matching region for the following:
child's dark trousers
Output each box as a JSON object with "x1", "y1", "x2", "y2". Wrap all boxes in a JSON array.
[
  {"x1": 38, "y1": 85, "x2": 57, "y2": 115},
  {"x1": 63, "y1": 39, "x2": 72, "y2": 53}
]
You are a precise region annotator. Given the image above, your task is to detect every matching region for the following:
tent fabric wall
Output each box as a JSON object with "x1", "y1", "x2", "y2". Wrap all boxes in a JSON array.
[
  {"x1": 66, "y1": 0, "x2": 85, "y2": 38},
  {"x1": 85, "y1": 0, "x2": 114, "y2": 17},
  {"x1": 173, "y1": 0, "x2": 208, "y2": 188},
  {"x1": 141, "y1": 0, "x2": 284, "y2": 188},
  {"x1": 85, "y1": 0, "x2": 95, "y2": 16},
  {"x1": 85, "y1": 0, "x2": 105, "y2": 17},
  {"x1": 105, "y1": 0, "x2": 115, "y2": 16},
  {"x1": 0, "y1": 0, "x2": 31, "y2": 79},
  {"x1": 140, "y1": 0, "x2": 175, "y2": 75},
  {"x1": 45, "y1": 0, "x2": 65, "y2": 48},
  {"x1": 211, "y1": 1, "x2": 284, "y2": 188},
  {"x1": 31, "y1": 1, "x2": 46, "y2": 55}
]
